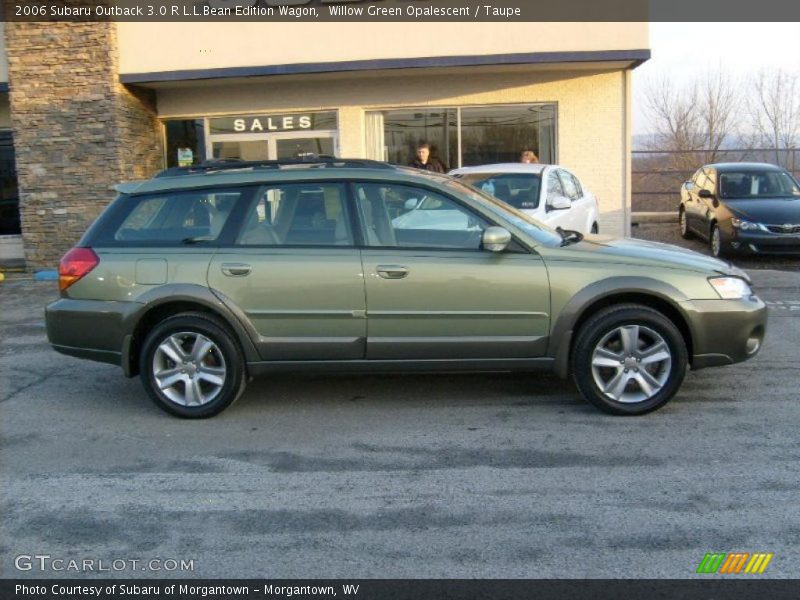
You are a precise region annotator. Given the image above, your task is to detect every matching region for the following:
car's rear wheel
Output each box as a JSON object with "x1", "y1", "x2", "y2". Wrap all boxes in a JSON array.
[
  {"x1": 679, "y1": 207, "x2": 692, "y2": 239},
  {"x1": 140, "y1": 313, "x2": 246, "y2": 418},
  {"x1": 572, "y1": 304, "x2": 688, "y2": 415}
]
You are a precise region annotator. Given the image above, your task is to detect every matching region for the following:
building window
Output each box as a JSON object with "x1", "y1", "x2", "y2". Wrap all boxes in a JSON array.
[
  {"x1": 370, "y1": 109, "x2": 457, "y2": 170},
  {"x1": 366, "y1": 104, "x2": 556, "y2": 169},
  {"x1": 0, "y1": 130, "x2": 19, "y2": 236},
  {"x1": 164, "y1": 120, "x2": 206, "y2": 168}
]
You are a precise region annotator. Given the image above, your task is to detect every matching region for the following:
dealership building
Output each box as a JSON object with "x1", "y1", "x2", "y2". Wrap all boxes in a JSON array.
[{"x1": 0, "y1": 22, "x2": 649, "y2": 268}]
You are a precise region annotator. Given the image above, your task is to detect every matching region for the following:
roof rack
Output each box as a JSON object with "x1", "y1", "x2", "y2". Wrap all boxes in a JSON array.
[{"x1": 154, "y1": 156, "x2": 396, "y2": 178}]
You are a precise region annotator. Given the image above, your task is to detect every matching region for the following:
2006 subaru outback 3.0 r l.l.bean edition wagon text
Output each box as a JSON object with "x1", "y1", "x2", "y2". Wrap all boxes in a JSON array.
[{"x1": 46, "y1": 159, "x2": 767, "y2": 418}]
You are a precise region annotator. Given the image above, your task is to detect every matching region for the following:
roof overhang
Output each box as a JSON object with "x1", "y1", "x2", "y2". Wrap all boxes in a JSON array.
[{"x1": 120, "y1": 49, "x2": 650, "y2": 87}]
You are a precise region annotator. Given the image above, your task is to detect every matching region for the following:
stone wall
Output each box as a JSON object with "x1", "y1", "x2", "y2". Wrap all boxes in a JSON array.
[{"x1": 5, "y1": 22, "x2": 162, "y2": 269}]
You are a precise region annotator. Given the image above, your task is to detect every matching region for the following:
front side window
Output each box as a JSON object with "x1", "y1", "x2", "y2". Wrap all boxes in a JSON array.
[
  {"x1": 113, "y1": 188, "x2": 241, "y2": 243},
  {"x1": 442, "y1": 178, "x2": 563, "y2": 247},
  {"x1": 719, "y1": 170, "x2": 800, "y2": 199},
  {"x1": 237, "y1": 183, "x2": 352, "y2": 246},
  {"x1": 546, "y1": 171, "x2": 565, "y2": 202},
  {"x1": 454, "y1": 173, "x2": 542, "y2": 210},
  {"x1": 353, "y1": 182, "x2": 487, "y2": 250},
  {"x1": 704, "y1": 169, "x2": 717, "y2": 193},
  {"x1": 558, "y1": 170, "x2": 581, "y2": 200}
]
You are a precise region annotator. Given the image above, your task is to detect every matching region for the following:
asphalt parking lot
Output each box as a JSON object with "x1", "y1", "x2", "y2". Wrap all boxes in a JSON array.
[{"x1": 1, "y1": 267, "x2": 799, "y2": 579}]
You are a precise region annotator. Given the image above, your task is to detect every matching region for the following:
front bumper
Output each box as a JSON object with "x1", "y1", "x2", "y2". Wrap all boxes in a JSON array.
[
  {"x1": 727, "y1": 229, "x2": 800, "y2": 255},
  {"x1": 681, "y1": 295, "x2": 767, "y2": 369}
]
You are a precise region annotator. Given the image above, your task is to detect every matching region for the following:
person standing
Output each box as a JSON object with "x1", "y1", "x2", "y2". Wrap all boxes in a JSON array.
[
  {"x1": 520, "y1": 149, "x2": 539, "y2": 164},
  {"x1": 410, "y1": 142, "x2": 446, "y2": 173}
]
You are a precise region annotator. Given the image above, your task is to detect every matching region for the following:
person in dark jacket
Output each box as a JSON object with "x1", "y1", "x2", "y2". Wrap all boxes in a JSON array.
[{"x1": 410, "y1": 142, "x2": 446, "y2": 173}]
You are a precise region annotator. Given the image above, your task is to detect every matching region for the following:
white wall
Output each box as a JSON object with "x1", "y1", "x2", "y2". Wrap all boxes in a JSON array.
[{"x1": 117, "y1": 22, "x2": 648, "y2": 74}]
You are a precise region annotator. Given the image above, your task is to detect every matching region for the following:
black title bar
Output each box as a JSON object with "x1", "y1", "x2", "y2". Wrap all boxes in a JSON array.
[
  {"x1": 4, "y1": 579, "x2": 800, "y2": 600},
  {"x1": 3, "y1": 0, "x2": 800, "y2": 21}
]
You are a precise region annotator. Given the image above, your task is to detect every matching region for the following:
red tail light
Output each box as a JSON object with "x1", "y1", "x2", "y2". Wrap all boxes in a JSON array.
[{"x1": 59, "y1": 247, "x2": 99, "y2": 292}]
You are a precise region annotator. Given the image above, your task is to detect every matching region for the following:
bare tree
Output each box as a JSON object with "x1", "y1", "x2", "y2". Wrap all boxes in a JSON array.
[
  {"x1": 698, "y1": 69, "x2": 739, "y2": 163},
  {"x1": 642, "y1": 74, "x2": 702, "y2": 167},
  {"x1": 748, "y1": 68, "x2": 800, "y2": 168},
  {"x1": 641, "y1": 68, "x2": 742, "y2": 170}
]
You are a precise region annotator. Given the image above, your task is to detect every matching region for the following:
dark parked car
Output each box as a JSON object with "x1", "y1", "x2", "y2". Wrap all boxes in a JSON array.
[{"x1": 679, "y1": 162, "x2": 800, "y2": 257}]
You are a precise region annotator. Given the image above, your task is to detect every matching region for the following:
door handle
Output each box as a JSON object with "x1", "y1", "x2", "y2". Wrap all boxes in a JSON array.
[
  {"x1": 221, "y1": 263, "x2": 252, "y2": 277},
  {"x1": 376, "y1": 265, "x2": 409, "y2": 279}
]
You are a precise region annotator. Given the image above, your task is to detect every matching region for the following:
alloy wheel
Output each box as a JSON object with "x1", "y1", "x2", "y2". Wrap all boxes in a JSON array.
[
  {"x1": 152, "y1": 332, "x2": 227, "y2": 407},
  {"x1": 711, "y1": 226, "x2": 721, "y2": 257},
  {"x1": 590, "y1": 325, "x2": 672, "y2": 403}
]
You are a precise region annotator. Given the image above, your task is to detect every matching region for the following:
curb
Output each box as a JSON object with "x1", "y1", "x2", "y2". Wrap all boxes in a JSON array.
[
  {"x1": 631, "y1": 212, "x2": 677, "y2": 224},
  {"x1": 33, "y1": 270, "x2": 59, "y2": 281}
]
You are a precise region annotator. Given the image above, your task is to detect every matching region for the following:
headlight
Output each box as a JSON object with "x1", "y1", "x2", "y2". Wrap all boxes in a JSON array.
[
  {"x1": 731, "y1": 218, "x2": 764, "y2": 231},
  {"x1": 708, "y1": 276, "x2": 753, "y2": 299}
]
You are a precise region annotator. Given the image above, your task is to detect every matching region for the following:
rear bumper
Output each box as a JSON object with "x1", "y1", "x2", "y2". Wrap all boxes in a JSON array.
[
  {"x1": 45, "y1": 298, "x2": 139, "y2": 368},
  {"x1": 681, "y1": 295, "x2": 767, "y2": 369}
]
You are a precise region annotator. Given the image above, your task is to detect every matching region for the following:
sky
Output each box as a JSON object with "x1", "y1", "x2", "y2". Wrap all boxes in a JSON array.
[{"x1": 633, "y1": 23, "x2": 800, "y2": 134}]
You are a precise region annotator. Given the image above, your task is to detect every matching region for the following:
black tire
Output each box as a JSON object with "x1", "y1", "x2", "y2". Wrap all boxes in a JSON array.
[
  {"x1": 140, "y1": 312, "x2": 246, "y2": 418},
  {"x1": 710, "y1": 223, "x2": 726, "y2": 258},
  {"x1": 571, "y1": 304, "x2": 688, "y2": 416},
  {"x1": 679, "y1": 207, "x2": 693, "y2": 239},
  {"x1": 591, "y1": 222, "x2": 599, "y2": 234}
]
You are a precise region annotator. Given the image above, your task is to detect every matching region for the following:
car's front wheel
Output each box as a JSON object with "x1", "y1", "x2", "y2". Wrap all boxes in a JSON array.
[
  {"x1": 679, "y1": 207, "x2": 692, "y2": 239},
  {"x1": 710, "y1": 223, "x2": 727, "y2": 258},
  {"x1": 140, "y1": 312, "x2": 246, "y2": 418},
  {"x1": 572, "y1": 304, "x2": 688, "y2": 415}
]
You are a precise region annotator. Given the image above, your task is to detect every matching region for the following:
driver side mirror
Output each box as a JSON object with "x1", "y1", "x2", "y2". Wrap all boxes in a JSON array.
[
  {"x1": 482, "y1": 227, "x2": 512, "y2": 252},
  {"x1": 548, "y1": 195, "x2": 571, "y2": 211}
]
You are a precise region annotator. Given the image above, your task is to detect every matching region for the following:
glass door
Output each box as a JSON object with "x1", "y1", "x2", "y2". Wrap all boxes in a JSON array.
[
  {"x1": 274, "y1": 136, "x2": 335, "y2": 159},
  {"x1": 209, "y1": 132, "x2": 338, "y2": 162},
  {"x1": 211, "y1": 139, "x2": 269, "y2": 161}
]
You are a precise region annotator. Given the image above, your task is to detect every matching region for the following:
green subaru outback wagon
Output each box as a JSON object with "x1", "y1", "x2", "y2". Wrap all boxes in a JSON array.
[{"x1": 46, "y1": 159, "x2": 766, "y2": 418}]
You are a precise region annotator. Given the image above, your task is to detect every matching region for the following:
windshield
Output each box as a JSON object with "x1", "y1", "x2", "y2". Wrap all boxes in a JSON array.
[
  {"x1": 719, "y1": 170, "x2": 800, "y2": 199},
  {"x1": 441, "y1": 178, "x2": 563, "y2": 247},
  {"x1": 454, "y1": 173, "x2": 542, "y2": 210}
]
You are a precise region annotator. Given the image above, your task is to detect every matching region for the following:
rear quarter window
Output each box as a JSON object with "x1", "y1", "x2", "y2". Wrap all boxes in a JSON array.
[{"x1": 96, "y1": 187, "x2": 249, "y2": 246}]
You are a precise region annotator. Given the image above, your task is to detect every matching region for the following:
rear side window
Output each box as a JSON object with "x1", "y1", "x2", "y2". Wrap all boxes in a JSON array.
[
  {"x1": 237, "y1": 183, "x2": 352, "y2": 246},
  {"x1": 112, "y1": 188, "x2": 242, "y2": 244}
]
